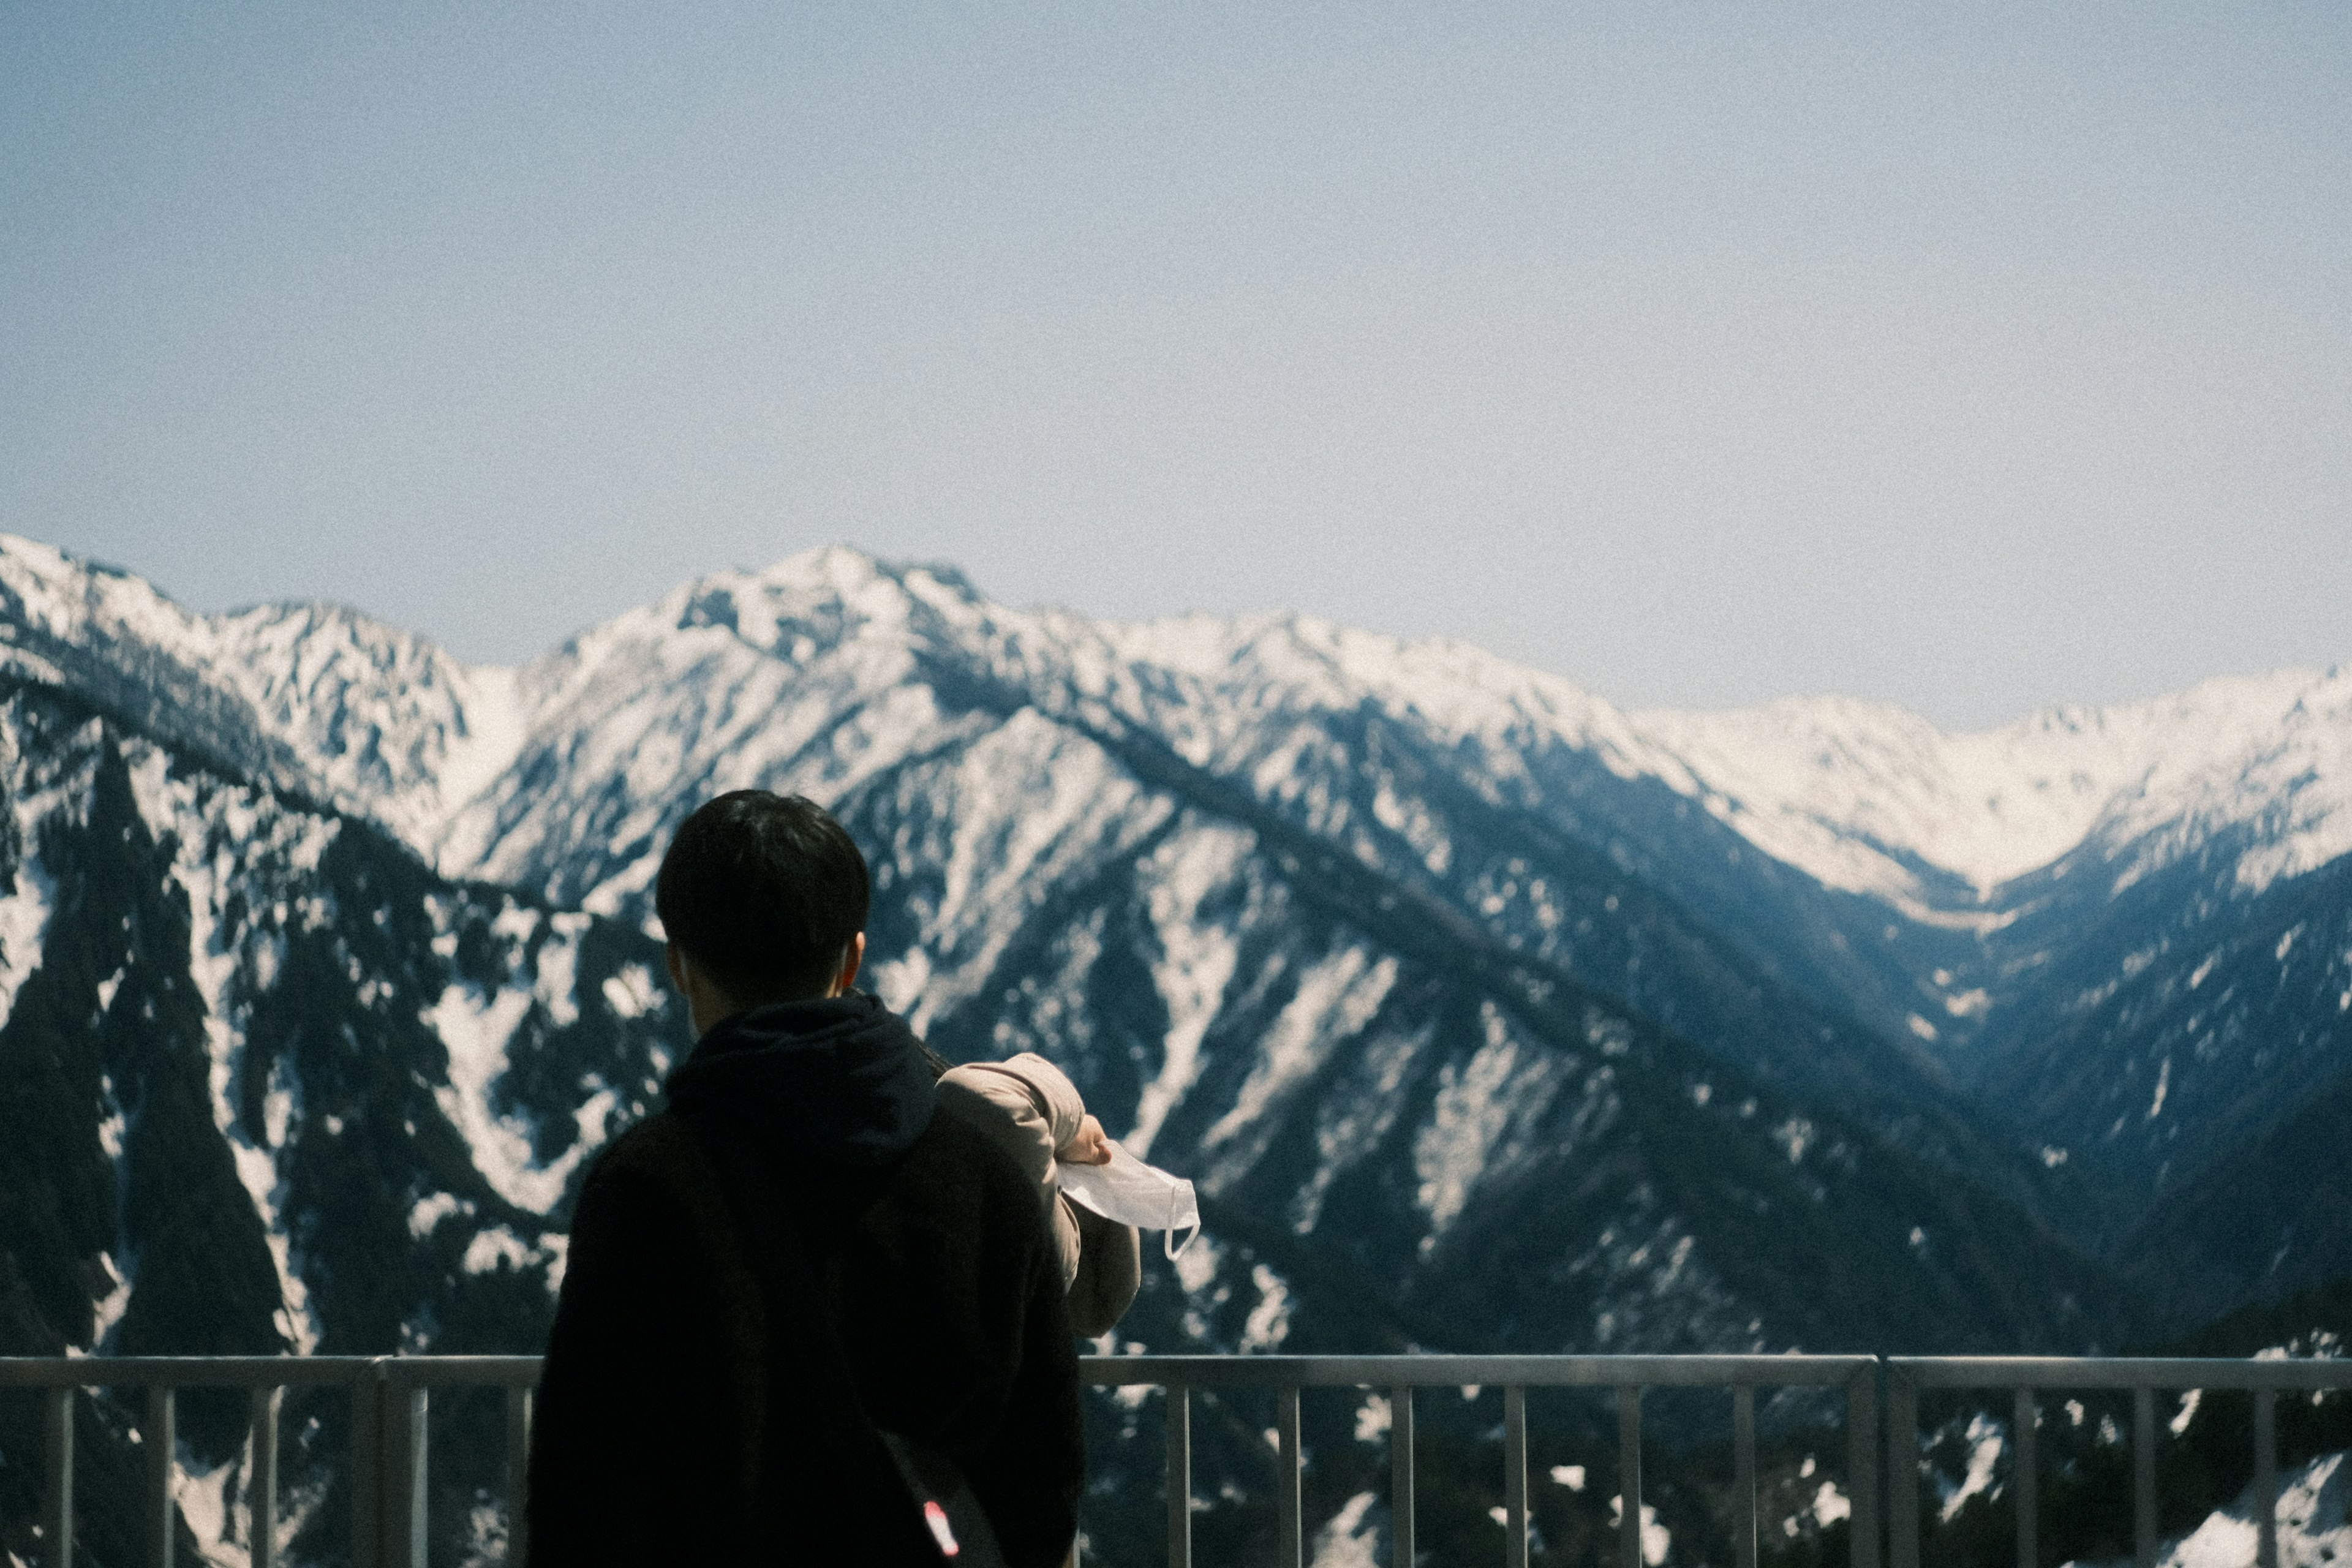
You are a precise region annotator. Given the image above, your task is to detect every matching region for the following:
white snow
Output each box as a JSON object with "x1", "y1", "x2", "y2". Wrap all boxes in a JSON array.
[
  {"x1": 1608, "y1": 1496, "x2": 1672, "y2": 1566},
  {"x1": 1173, "y1": 1231, "x2": 1222, "y2": 1295},
  {"x1": 462, "y1": 1227, "x2": 535, "y2": 1275},
  {"x1": 0, "y1": 829, "x2": 53, "y2": 1033},
  {"x1": 428, "y1": 981, "x2": 592, "y2": 1214},
  {"x1": 1942, "y1": 1413, "x2": 2007, "y2": 1521},
  {"x1": 1414, "y1": 1006, "x2": 1575, "y2": 1235},
  {"x1": 16, "y1": 532, "x2": 2346, "y2": 925},
  {"x1": 1639, "y1": 666, "x2": 2352, "y2": 904},
  {"x1": 1311, "y1": 1491, "x2": 1381, "y2": 1568},
  {"x1": 600, "y1": 964, "x2": 660, "y2": 1020},
  {"x1": 2149, "y1": 1451, "x2": 2349, "y2": 1568},
  {"x1": 168, "y1": 1449, "x2": 244, "y2": 1568},
  {"x1": 409, "y1": 1192, "x2": 467, "y2": 1239},
  {"x1": 1240, "y1": 1263, "x2": 1293, "y2": 1352},
  {"x1": 1127, "y1": 822, "x2": 1252, "y2": 1156},
  {"x1": 1202, "y1": 945, "x2": 1395, "y2": 1160},
  {"x1": 83, "y1": 1251, "x2": 130, "y2": 1354}
]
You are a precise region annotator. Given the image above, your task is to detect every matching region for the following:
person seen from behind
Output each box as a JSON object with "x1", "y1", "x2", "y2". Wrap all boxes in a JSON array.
[{"x1": 528, "y1": 790, "x2": 1086, "y2": 1566}]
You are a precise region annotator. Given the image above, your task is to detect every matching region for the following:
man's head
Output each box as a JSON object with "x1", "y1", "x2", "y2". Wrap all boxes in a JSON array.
[{"x1": 655, "y1": 790, "x2": 870, "y2": 1028}]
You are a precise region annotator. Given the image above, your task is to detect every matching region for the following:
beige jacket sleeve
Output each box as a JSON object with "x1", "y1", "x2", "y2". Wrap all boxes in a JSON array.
[
  {"x1": 936, "y1": 1054, "x2": 1088, "y2": 1287},
  {"x1": 935, "y1": 1053, "x2": 1142, "y2": 1336}
]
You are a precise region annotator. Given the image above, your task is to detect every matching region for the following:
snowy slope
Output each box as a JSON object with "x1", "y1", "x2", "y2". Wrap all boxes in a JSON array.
[
  {"x1": 4, "y1": 532, "x2": 2347, "y2": 1322},
  {"x1": 7, "y1": 529, "x2": 2348, "y2": 1562},
  {"x1": 1642, "y1": 668, "x2": 2352, "y2": 908},
  {"x1": 0, "y1": 677, "x2": 685, "y2": 1565},
  {"x1": 14, "y1": 530, "x2": 2340, "y2": 940},
  {"x1": 0, "y1": 535, "x2": 530, "y2": 848}
]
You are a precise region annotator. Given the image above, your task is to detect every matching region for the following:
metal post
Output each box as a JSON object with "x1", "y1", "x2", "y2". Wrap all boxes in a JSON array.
[
  {"x1": 353, "y1": 1374, "x2": 382, "y2": 1568},
  {"x1": 1276, "y1": 1386, "x2": 1303, "y2": 1568},
  {"x1": 386, "y1": 1387, "x2": 429, "y2": 1568},
  {"x1": 149, "y1": 1384, "x2": 176, "y2": 1568},
  {"x1": 1166, "y1": 1385, "x2": 1191, "y2": 1568},
  {"x1": 1887, "y1": 1366, "x2": 1920, "y2": 1568},
  {"x1": 1505, "y1": 1385, "x2": 1529, "y2": 1568},
  {"x1": 1618, "y1": 1386, "x2": 1644, "y2": 1568},
  {"x1": 2133, "y1": 1387, "x2": 2157, "y2": 1568},
  {"x1": 1849, "y1": 1365, "x2": 1881, "y2": 1568},
  {"x1": 44, "y1": 1385, "x2": 73, "y2": 1568},
  {"x1": 2254, "y1": 1390, "x2": 2278, "y2": 1568},
  {"x1": 251, "y1": 1386, "x2": 281, "y2": 1568},
  {"x1": 2013, "y1": 1389, "x2": 2037, "y2": 1568},
  {"x1": 504, "y1": 1385, "x2": 532, "y2": 1566},
  {"x1": 1734, "y1": 1385, "x2": 1758, "y2": 1568},
  {"x1": 1390, "y1": 1387, "x2": 1414, "y2": 1568}
]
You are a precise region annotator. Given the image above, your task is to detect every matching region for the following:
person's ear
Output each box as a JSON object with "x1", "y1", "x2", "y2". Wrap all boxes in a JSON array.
[
  {"x1": 665, "y1": 943, "x2": 689, "y2": 994},
  {"x1": 830, "y1": 932, "x2": 866, "y2": 998}
]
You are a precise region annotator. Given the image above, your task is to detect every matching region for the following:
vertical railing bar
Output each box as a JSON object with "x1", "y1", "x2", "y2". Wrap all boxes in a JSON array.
[
  {"x1": 251, "y1": 1385, "x2": 282, "y2": 1568},
  {"x1": 1505, "y1": 1385, "x2": 1529, "y2": 1568},
  {"x1": 352, "y1": 1369, "x2": 382, "y2": 1568},
  {"x1": 2133, "y1": 1387, "x2": 2157, "y2": 1568},
  {"x1": 1166, "y1": 1384, "x2": 1191, "y2": 1568},
  {"x1": 1390, "y1": 1386, "x2": 1414, "y2": 1568},
  {"x1": 1849, "y1": 1365, "x2": 1882, "y2": 1568},
  {"x1": 2254, "y1": 1389, "x2": 2278, "y2": 1568},
  {"x1": 399, "y1": 1387, "x2": 430, "y2": 1568},
  {"x1": 1734, "y1": 1385, "x2": 1758, "y2": 1568},
  {"x1": 1618, "y1": 1385, "x2": 1643, "y2": 1568},
  {"x1": 2013, "y1": 1388, "x2": 2037, "y2": 1568},
  {"x1": 1277, "y1": 1385, "x2": 1303, "y2": 1568},
  {"x1": 149, "y1": 1382, "x2": 177, "y2": 1568},
  {"x1": 1887, "y1": 1366, "x2": 1920, "y2": 1568},
  {"x1": 43, "y1": 1385, "x2": 74, "y2": 1568},
  {"x1": 505, "y1": 1385, "x2": 532, "y2": 1566}
]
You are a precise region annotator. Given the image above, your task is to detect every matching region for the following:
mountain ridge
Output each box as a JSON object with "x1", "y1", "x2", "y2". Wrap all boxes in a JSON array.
[
  {"x1": 2, "y1": 527, "x2": 2344, "y2": 1328},
  {"x1": 4, "y1": 528, "x2": 2345, "y2": 1563}
]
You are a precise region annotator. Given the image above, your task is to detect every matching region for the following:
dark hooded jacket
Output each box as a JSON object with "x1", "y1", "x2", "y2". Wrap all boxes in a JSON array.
[{"x1": 527, "y1": 993, "x2": 1084, "y2": 1567}]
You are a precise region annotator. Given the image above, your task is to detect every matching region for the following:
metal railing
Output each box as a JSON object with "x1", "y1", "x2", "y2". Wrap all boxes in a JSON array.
[
  {"x1": 0, "y1": 1354, "x2": 538, "y2": 1568},
  {"x1": 1079, "y1": 1354, "x2": 1879, "y2": 1568},
  {"x1": 1885, "y1": 1357, "x2": 2352, "y2": 1568},
  {"x1": 4, "y1": 1352, "x2": 2345, "y2": 1568}
]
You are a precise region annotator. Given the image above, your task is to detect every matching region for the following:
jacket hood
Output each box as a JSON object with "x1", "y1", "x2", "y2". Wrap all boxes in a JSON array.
[{"x1": 664, "y1": 990, "x2": 936, "y2": 1167}]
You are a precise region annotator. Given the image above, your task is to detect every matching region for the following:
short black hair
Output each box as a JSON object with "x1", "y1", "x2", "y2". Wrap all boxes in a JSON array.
[{"x1": 654, "y1": 791, "x2": 870, "y2": 1003}]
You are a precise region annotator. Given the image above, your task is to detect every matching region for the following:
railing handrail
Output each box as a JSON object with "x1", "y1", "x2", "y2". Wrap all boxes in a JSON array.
[
  {"x1": 1079, "y1": 1351, "x2": 1875, "y2": 1385},
  {"x1": 6, "y1": 1352, "x2": 2345, "y2": 1568},
  {"x1": 1889, "y1": 1354, "x2": 2347, "y2": 1389}
]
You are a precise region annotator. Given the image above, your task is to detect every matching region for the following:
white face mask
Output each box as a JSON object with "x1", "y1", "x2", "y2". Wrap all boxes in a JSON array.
[{"x1": 1058, "y1": 1144, "x2": 1201, "y2": 1259}]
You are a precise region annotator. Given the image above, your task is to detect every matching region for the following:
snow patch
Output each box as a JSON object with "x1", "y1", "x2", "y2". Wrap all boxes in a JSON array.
[
  {"x1": 1311, "y1": 1491, "x2": 1381, "y2": 1568},
  {"x1": 1200, "y1": 944, "x2": 1396, "y2": 1182},
  {"x1": 462, "y1": 1227, "x2": 535, "y2": 1275},
  {"x1": 428, "y1": 982, "x2": 594, "y2": 1213},
  {"x1": 2151, "y1": 1450, "x2": 2347, "y2": 1568},
  {"x1": 1609, "y1": 1496, "x2": 1672, "y2": 1566},
  {"x1": 1413, "y1": 1007, "x2": 1567, "y2": 1234},
  {"x1": 409, "y1": 1191, "x2": 469, "y2": 1239},
  {"x1": 0, "y1": 836, "x2": 54, "y2": 1033},
  {"x1": 1241, "y1": 1263, "x2": 1292, "y2": 1352},
  {"x1": 1128, "y1": 823, "x2": 1251, "y2": 1156},
  {"x1": 1942, "y1": 1414, "x2": 2006, "y2": 1521}
]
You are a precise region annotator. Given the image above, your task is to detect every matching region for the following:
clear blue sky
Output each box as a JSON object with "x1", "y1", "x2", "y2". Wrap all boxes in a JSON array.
[{"x1": 3, "y1": 2, "x2": 2346, "y2": 729}]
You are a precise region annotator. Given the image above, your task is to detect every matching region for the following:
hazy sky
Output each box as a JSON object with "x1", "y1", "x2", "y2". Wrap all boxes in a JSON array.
[{"x1": 3, "y1": 3, "x2": 2346, "y2": 730}]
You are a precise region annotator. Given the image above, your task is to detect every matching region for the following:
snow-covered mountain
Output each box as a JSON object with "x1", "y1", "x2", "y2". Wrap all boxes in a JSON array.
[{"x1": 0, "y1": 531, "x2": 2344, "y2": 1561}]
